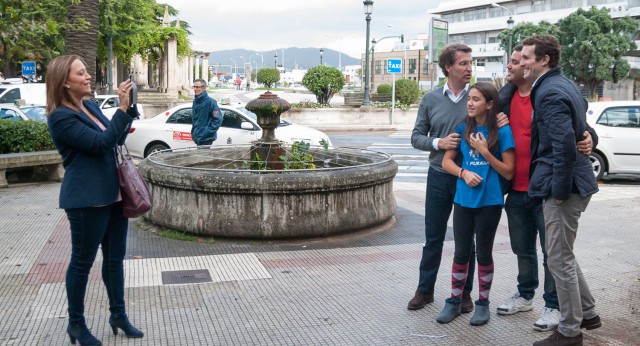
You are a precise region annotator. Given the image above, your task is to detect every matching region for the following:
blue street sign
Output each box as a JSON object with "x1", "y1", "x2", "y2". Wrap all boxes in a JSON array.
[
  {"x1": 387, "y1": 59, "x2": 402, "y2": 74},
  {"x1": 22, "y1": 61, "x2": 36, "y2": 76}
]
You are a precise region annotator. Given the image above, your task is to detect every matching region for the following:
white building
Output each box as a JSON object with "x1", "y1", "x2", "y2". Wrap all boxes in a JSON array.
[
  {"x1": 343, "y1": 65, "x2": 362, "y2": 86},
  {"x1": 430, "y1": 0, "x2": 640, "y2": 99}
]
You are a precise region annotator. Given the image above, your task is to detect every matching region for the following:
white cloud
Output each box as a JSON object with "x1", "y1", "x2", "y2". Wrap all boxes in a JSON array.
[{"x1": 161, "y1": 0, "x2": 445, "y2": 58}]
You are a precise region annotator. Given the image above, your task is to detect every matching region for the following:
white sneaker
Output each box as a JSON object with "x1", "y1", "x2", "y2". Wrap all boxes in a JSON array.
[
  {"x1": 496, "y1": 292, "x2": 534, "y2": 315},
  {"x1": 533, "y1": 307, "x2": 560, "y2": 331}
]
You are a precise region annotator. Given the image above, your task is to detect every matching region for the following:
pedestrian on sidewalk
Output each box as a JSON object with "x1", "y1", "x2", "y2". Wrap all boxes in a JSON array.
[
  {"x1": 191, "y1": 79, "x2": 222, "y2": 146},
  {"x1": 496, "y1": 44, "x2": 596, "y2": 333},
  {"x1": 522, "y1": 35, "x2": 601, "y2": 346},
  {"x1": 235, "y1": 77, "x2": 242, "y2": 90},
  {"x1": 46, "y1": 54, "x2": 144, "y2": 346},
  {"x1": 409, "y1": 44, "x2": 477, "y2": 313},
  {"x1": 436, "y1": 82, "x2": 515, "y2": 326}
]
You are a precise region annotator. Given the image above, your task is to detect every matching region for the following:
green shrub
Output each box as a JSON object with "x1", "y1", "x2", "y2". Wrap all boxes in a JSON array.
[
  {"x1": 301, "y1": 65, "x2": 346, "y2": 104},
  {"x1": 377, "y1": 83, "x2": 392, "y2": 94},
  {"x1": 395, "y1": 79, "x2": 420, "y2": 105},
  {"x1": 256, "y1": 68, "x2": 280, "y2": 89},
  {"x1": 0, "y1": 120, "x2": 55, "y2": 154}
]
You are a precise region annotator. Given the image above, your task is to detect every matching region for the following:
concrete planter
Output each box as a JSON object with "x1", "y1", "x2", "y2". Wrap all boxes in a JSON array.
[{"x1": 282, "y1": 107, "x2": 418, "y2": 130}]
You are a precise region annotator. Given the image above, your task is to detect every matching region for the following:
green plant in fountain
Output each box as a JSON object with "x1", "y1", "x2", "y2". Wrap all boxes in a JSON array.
[
  {"x1": 279, "y1": 140, "x2": 316, "y2": 169},
  {"x1": 249, "y1": 152, "x2": 268, "y2": 170}
]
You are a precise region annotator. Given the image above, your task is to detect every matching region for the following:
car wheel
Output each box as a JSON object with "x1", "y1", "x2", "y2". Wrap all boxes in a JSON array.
[
  {"x1": 145, "y1": 143, "x2": 169, "y2": 157},
  {"x1": 589, "y1": 152, "x2": 605, "y2": 181}
]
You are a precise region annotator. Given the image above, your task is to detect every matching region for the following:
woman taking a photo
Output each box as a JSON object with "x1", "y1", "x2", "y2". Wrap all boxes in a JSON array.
[
  {"x1": 46, "y1": 55, "x2": 143, "y2": 345},
  {"x1": 436, "y1": 82, "x2": 515, "y2": 326}
]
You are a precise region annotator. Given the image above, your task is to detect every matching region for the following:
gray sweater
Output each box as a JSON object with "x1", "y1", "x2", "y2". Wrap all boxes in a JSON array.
[{"x1": 410, "y1": 86, "x2": 468, "y2": 172}]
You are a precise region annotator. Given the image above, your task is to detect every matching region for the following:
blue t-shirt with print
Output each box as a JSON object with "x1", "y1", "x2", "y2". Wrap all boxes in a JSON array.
[{"x1": 453, "y1": 123, "x2": 515, "y2": 208}]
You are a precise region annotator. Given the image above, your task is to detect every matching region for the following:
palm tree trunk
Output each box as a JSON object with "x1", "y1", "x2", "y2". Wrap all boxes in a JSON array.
[{"x1": 65, "y1": 0, "x2": 100, "y2": 92}]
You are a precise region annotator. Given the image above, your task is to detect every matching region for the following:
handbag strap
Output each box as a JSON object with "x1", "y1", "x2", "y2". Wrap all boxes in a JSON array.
[{"x1": 116, "y1": 145, "x2": 131, "y2": 165}]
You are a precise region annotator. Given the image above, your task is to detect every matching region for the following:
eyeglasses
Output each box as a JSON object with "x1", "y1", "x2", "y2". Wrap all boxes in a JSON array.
[{"x1": 192, "y1": 85, "x2": 205, "y2": 89}]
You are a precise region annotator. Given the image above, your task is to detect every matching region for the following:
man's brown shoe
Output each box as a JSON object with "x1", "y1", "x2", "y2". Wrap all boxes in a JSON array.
[
  {"x1": 407, "y1": 290, "x2": 434, "y2": 310},
  {"x1": 461, "y1": 291, "x2": 474, "y2": 313},
  {"x1": 580, "y1": 315, "x2": 601, "y2": 330},
  {"x1": 533, "y1": 330, "x2": 583, "y2": 346}
]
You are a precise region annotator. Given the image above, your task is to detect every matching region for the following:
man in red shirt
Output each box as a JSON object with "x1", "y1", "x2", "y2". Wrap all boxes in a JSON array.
[{"x1": 496, "y1": 44, "x2": 596, "y2": 332}]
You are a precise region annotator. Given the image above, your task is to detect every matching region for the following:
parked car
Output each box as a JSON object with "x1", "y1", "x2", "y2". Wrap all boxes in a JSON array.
[
  {"x1": 0, "y1": 82, "x2": 47, "y2": 105},
  {"x1": 92, "y1": 95, "x2": 145, "y2": 120},
  {"x1": 125, "y1": 103, "x2": 332, "y2": 158},
  {"x1": 0, "y1": 103, "x2": 47, "y2": 123},
  {"x1": 587, "y1": 101, "x2": 640, "y2": 180}
]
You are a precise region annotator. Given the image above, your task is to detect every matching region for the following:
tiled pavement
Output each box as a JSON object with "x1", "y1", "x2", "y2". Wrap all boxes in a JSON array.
[{"x1": 0, "y1": 179, "x2": 639, "y2": 345}]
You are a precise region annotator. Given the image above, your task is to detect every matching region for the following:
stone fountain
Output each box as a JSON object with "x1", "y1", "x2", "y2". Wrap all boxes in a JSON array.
[{"x1": 138, "y1": 92, "x2": 397, "y2": 239}]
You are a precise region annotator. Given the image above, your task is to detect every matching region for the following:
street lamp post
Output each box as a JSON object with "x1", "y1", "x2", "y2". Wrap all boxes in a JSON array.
[
  {"x1": 363, "y1": 0, "x2": 374, "y2": 107},
  {"x1": 256, "y1": 52, "x2": 264, "y2": 68},
  {"x1": 230, "y1": 58, "x2": 237, "y2": 76},
  {"x1": 320, "y1": 48, "x2": 324, "y2": 65},
  {"x1": 274, "y1": 53, "x2": 278, "y2": 68},
  {"x1": 370, "y1": 39, "x2": 376, "y2": 93},
  {"x1": 491, "y1": 3, "x2": 515, "y2": 64}
]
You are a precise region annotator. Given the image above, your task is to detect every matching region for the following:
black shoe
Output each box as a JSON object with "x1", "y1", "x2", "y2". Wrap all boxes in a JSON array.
[
  {"x1": 580, "y1": 315, "x2": 601, "y2": 330},
  {"x1": 533, "y1": 330, "x2": 583, "y2": 346},
  {"x1": 407, "y1": 290, "x2": 434, "y2": 310},
  {"x1": 67, "y1": 323, "x2": 102, "y2": 346},
  {"x1": 461, "y1": 291, "x2": 474, "y2": 313},
  {"x1": 109, "y1": 314, "x2": 144, "y2": 338}
]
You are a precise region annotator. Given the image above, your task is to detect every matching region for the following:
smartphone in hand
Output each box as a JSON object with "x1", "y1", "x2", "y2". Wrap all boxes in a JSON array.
[{"x1": 129, "y1": 73, "x2": 138, "y2": 105}]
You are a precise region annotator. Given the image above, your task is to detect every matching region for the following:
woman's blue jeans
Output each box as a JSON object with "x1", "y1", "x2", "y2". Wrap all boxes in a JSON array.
[
  {"x1": 505, "y1": 190, "x2": 558, "y2": 309},
  {"x1": 65, "y1": 202, "x2": 128, "y2": 325}
]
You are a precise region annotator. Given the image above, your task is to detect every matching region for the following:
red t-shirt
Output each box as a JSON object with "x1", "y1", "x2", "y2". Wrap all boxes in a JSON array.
[{"x1": 509, "y1": 92, "x2": 533, "y2": 192}]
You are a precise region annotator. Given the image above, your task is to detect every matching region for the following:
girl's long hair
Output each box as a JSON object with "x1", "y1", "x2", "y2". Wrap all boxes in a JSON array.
[{"x1": 463, "y1": 82, "x2": 500, "y2": 151}]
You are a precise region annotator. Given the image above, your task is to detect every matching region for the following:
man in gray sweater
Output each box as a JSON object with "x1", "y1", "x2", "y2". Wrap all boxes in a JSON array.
[{"x1": 408, "y1": 43, "x2": 475, "y2": 313}]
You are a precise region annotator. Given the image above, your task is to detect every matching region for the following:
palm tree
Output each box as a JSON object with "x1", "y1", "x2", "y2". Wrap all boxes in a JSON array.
[{"x1": 65, "y1": 0, "x2": 100, "y2": 91}]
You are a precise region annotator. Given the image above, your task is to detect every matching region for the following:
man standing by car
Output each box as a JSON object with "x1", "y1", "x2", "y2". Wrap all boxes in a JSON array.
[
  {"x1": 191, "y1": 79, "x2": 222, "y2": 146},
  {"x1": 497, "y1": 45, "x2": 595, "y2": 333},
  {"x1": 521, "y1": 35, "x2": 601, "y2": 346},
  {"x1": 408, "y1": 43, "x2": 476, "y2": 313}
]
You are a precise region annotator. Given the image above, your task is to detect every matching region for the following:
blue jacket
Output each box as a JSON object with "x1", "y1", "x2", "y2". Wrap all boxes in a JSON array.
[
  {"x1": 528, "y1": 67, "x2": 599, "y2": 200},
  {"x1": 191, "y1": 91, "x2": 222, "y2": 145},
  {"x1": 48, "y1": 100, "x2": 133, "y2": 209}
]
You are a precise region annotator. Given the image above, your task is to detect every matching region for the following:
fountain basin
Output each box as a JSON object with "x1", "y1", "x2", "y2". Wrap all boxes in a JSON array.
[{"x1": 138, "y1": 146, "x2": 398, "y2": 239}]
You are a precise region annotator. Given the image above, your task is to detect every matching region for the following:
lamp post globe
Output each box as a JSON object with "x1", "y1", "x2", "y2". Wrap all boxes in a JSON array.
[{"x1": 362, "y1": 0, "x2": 374, "y2": 107}]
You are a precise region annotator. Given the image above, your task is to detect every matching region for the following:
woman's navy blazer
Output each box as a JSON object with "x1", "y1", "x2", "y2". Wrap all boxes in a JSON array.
[{"x1": 48, "y1": 100, "x2": 133, "y2": 209}]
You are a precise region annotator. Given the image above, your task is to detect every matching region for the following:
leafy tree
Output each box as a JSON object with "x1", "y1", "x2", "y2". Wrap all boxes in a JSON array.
[
  {"x1": 497, "y1": 21, "x2": 558, "y2": 55},
  {"x1": 256, "y1": 68, "x2": 280, "y2": 89},
  {"x1": 394, "y1": 79, "x2": 420, "y2": 105},
  {"x1": 557, "y1": 7, "x2": 638, "y2": 99},
  {"x1": 0, "y1": 0, "x2": 67, "y2": 77},
  {"x1": 301, "y1": 65, "x2": 345, "y2": 104}
]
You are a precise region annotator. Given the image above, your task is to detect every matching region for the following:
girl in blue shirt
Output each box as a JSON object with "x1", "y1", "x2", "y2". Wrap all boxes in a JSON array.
[{"x1": 436, "y1": 82, "x2": 515, "y2": 326}]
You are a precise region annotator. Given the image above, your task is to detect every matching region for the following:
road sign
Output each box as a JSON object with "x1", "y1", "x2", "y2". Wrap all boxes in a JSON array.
[
  {"x1": 387, "y1": 59, "x2": 402, "y2": 74},
  {"x1": 22, "y1": 61, "x2": 36, "y2": 76}
]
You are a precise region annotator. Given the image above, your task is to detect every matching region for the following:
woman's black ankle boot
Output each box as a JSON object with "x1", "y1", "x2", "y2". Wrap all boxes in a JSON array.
[
  {"x1": 67, "y1": 323, "x2": 102, "y2": 346},
  {"x1": 108, "y1": 314, "x2": 144, "y2": 338}
]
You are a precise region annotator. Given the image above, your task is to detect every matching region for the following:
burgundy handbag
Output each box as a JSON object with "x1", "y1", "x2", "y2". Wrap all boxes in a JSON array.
[{"x1": 117, "y1": 145, "x2": 152, "y2": 218}]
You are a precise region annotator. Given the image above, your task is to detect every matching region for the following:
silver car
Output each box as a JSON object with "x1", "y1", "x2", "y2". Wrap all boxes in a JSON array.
[{"x1": 0, "y1": 103, "x2": 47, "y2": 123}]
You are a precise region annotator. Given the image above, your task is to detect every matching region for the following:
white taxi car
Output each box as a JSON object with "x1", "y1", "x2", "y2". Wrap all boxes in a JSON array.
[
  {"x1": 125, "y1": 103, "x2": 332, "y2": 158},
  {"x1": 92, "y1": 95, "x2": 145, "y2": 120},
  {"x1": 587, "y1": 101, "x2": 640, "y2": 180}
]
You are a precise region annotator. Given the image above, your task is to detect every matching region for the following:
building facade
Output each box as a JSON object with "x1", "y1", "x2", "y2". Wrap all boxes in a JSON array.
[{"x1": 430, "y1": 0, "x2": 640, "y2": 99}]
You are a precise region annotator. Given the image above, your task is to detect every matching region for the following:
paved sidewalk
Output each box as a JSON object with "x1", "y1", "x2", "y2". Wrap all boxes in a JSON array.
[{"x1": 0, "y1": 180, "x2": 638, "y2": 345}]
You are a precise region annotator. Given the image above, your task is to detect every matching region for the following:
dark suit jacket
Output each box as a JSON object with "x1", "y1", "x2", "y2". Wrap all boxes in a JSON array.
[
  {"x1": 528, "y1": 68, "x2": 599, "y2": 200},
  {"x1": 48, "y1": 100, "x2": 133, "y2": 209}
]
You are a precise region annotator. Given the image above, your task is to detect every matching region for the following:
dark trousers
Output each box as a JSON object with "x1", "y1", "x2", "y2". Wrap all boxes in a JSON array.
[
  {"x1": 452, "y1": 203, "x2": 502, "y2": 266},
  {"x1": 418, "y1": 168, "x2": 475, "y2": 294},
  {"x1": 505, "y1": 191, "x2": 558, "y2": 309},
  {"x1": 65, "y1": 202, "x2": 128, "y2": 324}
]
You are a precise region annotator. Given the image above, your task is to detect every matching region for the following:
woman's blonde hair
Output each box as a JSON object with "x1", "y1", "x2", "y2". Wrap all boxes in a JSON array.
[{"x1": 45, "y1": 54, "x2": 87, "y2": 115}]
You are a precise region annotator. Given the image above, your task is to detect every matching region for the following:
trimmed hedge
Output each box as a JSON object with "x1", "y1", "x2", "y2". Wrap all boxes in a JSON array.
[
  {"x1": 0, "y1": 120, "x2": 55, "y2": 154},
  {"x1": 395, "y1": 79, "x2": 420, "y2": 105},
  {"x1": 377, "y1": 84, "x2": 392, "y2": 95}
]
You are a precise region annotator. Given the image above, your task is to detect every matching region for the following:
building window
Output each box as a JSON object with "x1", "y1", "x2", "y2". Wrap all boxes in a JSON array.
[
  {"x1": 475, "y1": 59, "x2": 486, "y2": 67},
  {"x1": 409, "y1": 59, "x2": 417, "y2": 74},
  {"x1": 375, "y1": 60, "x2": 382, "y2": 74}
]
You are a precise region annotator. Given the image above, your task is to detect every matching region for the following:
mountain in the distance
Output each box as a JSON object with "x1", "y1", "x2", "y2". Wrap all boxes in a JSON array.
[{"x1": 208, "y1": 48, "x2": 360, "y2": 72}]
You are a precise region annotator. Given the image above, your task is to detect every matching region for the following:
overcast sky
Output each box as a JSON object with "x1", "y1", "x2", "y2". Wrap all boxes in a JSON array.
[{"x1": 161, "y1": 0, "x2": 446, "y2": 59}]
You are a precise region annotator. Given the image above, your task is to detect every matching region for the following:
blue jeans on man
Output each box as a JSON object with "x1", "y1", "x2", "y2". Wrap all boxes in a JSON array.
[
  {"x1": 418, "y1": 168, "x2": 475, "y2": 294},
  {"x1": 505, "y1": 190, "x2": 558, "y2": 309}
]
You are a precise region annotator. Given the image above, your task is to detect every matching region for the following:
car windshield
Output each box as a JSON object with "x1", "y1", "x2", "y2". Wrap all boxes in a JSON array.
[
  {"x1": 21, "y1": 106, "x2": 47, "y2": 122},
  {"x1": 236, "y1": 107, "x2": 291, "y2": 126}
]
